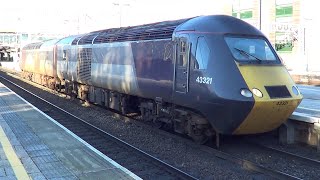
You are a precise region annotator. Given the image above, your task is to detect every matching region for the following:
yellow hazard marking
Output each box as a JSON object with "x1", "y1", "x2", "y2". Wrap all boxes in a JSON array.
[
  {"x1": 234, "y1": 65, "x2": 303, "y2": 134},
  {"x1": 0, "y1": 126, "x2": 30, "y2": 179}
]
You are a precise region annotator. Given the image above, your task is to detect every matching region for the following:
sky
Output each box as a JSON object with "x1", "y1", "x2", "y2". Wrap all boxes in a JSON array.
[
  {"x1": 2, "y1": 0, "x2": 226, "y2": 34},
  {"x1": 2, "y1": 0, "x2": 317, "y2": 36}
]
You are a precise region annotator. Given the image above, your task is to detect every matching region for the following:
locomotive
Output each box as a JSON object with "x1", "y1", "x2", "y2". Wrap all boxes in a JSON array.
[{"x1": 20, "y1": 15, "x2": 303, "y2": 145}]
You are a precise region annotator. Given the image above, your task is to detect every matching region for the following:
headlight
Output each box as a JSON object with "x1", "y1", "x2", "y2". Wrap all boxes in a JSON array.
[
  {"x1": 252, "y1": 88, "x2": 263, "y2": 98},
  {"x1": 292, "y1": 86, "x2": 300, "y2": 95},
  {"x1": 240, "y1": 89, "x2": 253, "y2": 97}
]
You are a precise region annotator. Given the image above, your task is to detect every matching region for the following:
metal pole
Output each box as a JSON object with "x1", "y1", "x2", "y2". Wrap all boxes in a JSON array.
[
  {"x1": 119, "y1": 5, "x2": 122, "y2": 27},
  {"x1": 259, "y1": 0, "x2": 262, "y2": 30},
  {"x1": 305, "y1": 27, "x2": 308, "y2": 72}
]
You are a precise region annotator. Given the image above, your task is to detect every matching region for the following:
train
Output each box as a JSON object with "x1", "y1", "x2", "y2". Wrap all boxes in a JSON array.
[{"x1": 20, "y1": 15, "x2": 303, "y2": 145}]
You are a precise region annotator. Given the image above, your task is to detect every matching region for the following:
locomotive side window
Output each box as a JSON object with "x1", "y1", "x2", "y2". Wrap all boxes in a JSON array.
[
  {"x1": 63, "y1": 50, "x2": 67, "y2": 60},
  {"x1": 195, "y1": 37, "x2": 210, "y2": 70},
  {"x1": 178, "y1": 40, "x2": 188, "y2": 67},
  {"x1": 225, "y1": 36, "x2": 279, "y2": 63},
  {"x1": 180, "y1": 41, "x2": 186, "y2": 53}
]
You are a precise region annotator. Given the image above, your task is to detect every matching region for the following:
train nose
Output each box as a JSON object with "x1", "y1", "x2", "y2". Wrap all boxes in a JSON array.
[
  {"x1": 233, "y1": 97, "x2": 302, "y2": 135},
  {"x1": 233, "y1": 64, "x2": 303, "y2": 134}
]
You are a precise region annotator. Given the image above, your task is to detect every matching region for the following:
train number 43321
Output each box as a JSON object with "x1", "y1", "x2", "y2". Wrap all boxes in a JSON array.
[{"x1": 196, "y1": 77, "x2": 213, "y2": 84}]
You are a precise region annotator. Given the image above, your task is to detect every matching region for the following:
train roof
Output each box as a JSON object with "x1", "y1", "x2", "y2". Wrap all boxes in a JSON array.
[
  {"x1": 56, "y1": 35, "x2": 83, "y2": 46},
  {"x1": 39, "y1": 39, "x2": 61, "y2": 49},
  {"x1": 174, "y1": 15, "x2": 262, "y2": 35},
  {"x1": 70, "y1": 15, "x2": 262, "y2": 45},
  {"x1": 23, "y1": 42, "x2": 44, "y2": 50},
  {"x1": 23, "y1": 39, "x2": 60, "y2": 50},
  {"x1": 73, "y1": 17, "x2": 191, "y2": 45},
  {"x1": 22, "y1": 35, "x2": 81, "y2": 50},
  {"x1": 22, "y1": 15, "x2": 263, "y2": 48}
]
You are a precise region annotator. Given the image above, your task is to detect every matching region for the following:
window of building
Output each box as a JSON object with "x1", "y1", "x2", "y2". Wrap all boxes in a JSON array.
[
  {"x1": 232, "y1": 9, "x2": 253, "y2": 19},
  {"x1": 232, "y1": 0, "x2": 254, "y2": 19},
  {"x1": 21, "y1": 34, "x2": 29, "y2": 41},
  {"x1": 3, "y1": 35, "x2": 10, "y2": 44},
  {"x1": 275, "y1": 0, "x2": 294, "y2": 53},
  {"x1": 240, "y1": 11, "x2": 253, "y2": 19},
  {"x1": 276, "y1": 5, "x2": 293, "y2": 17},
  {"x1": 232, "y1": 12, "x2": 237, "y2": 17},
  {"x1": 231, "y1": 0, "x2": 255, "y2": 27},
  {"x1": 275, "y1": 32, "x2": 294, "y2": 52}
]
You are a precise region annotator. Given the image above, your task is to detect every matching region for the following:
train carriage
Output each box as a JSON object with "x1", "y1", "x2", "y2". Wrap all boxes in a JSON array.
[
  {"x1": 20, "y1": 39, "x2": 60, "y2": 88},
  {"x1": 20, "y1": 15, "x2": 303, "y2": 145}
]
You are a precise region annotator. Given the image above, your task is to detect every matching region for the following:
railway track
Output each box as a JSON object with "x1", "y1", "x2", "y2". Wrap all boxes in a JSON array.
[
  {"x1": 251, "y1": 142, "x2": 320, "y2": 168},
  {"x1": 0, "y1": 70, "x2": 318, "y2": 179},
  {"x1": 219, "y1": 138, "x2": 320, "y2": 179},
  {"x1": 199, "y1": 145, "x2": 301, "y2": 180},
  {"x1": 0, "y1": 75, "x2": 197, "y2": 180}
]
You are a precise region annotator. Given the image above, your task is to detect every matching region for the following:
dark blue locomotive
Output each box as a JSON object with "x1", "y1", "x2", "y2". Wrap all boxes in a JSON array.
[{"x1": 20, "y1": 15, "x2": 302, "y2": 144}]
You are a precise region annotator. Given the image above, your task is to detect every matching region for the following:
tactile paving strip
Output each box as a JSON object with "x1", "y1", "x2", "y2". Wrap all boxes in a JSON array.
[{"x1": 0, "y1": 87, "x2": 77, "y2": 179}]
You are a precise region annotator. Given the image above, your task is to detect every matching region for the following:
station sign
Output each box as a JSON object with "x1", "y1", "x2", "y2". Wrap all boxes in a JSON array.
[{"x1": 272, "y1": 23, "x2": 299, "y2": 33}]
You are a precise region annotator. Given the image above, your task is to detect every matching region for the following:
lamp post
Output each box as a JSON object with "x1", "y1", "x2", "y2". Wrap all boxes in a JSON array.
[{"x1": 259, "y1": 0, "x2": 262, "y2": 30}]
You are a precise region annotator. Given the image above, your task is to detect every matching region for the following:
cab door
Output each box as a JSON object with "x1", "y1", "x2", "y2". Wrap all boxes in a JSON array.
[{"x1": 173, "y1": 35, "x2": 190, "y2": 94}]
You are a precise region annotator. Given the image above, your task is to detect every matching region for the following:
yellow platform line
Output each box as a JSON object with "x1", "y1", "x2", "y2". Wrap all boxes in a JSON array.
[{"x1": 0, "y1": 126, "x2": 30, "y2": 180}]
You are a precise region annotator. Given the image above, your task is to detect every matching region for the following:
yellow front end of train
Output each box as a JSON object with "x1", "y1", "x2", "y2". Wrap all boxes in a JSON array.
[{"x1": 233, "y1": 65, "x2": 303, "y2": 134}]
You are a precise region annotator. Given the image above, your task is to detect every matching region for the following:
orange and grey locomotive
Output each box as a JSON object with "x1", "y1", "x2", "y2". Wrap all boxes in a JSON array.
[{"x1": 20, "y1": 15, "x2": 302, "y2": 144}]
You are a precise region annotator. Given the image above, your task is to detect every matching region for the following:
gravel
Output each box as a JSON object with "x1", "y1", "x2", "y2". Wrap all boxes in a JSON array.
[
  {"x1": 36, "y1": 93, "x2": 258, "y2": 179},
  {"x1": 221, "y1": 134, "x2": 320, "y2": 180},
  {"x1": 252, "y1": 133, "x2": 320, "y2": 162}
]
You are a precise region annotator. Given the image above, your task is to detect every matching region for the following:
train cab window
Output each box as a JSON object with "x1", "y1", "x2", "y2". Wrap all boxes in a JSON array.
[
  {"x1": 225, "y1": 36, "x2": 279, "y2": 63},
  {"x1": 195, "y1": 37, "x2": 210, "y2": 70}
]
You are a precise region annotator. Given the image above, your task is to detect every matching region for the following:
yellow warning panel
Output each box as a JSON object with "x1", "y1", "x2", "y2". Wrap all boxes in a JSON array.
[{"x1": 0, "y1": 126, "x2": 30, "y2": 179}]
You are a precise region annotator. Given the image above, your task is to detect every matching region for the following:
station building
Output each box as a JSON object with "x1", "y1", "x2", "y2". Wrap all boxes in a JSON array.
[{"x1": 222, "y1": 0, "x2": 318, "y2": 74}]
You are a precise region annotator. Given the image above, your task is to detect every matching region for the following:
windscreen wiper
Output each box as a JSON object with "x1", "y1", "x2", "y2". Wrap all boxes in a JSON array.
[{"x1": 234, "y1": 47, "x2": 262, "y2": 62}]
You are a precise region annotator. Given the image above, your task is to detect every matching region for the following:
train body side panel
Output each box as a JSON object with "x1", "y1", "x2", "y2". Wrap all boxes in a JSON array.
[
  {"x1": 23, "y1": 50, "x2": 40, "y2": 74},
  {"x1": 43, "y1": 49, "x2": 55, "y2": 77},
  {"x1": 56, "y1": 46, "x2": 66, "y2": 80},
  {"x1": 173, "y1": 34, "x2": 255, "y2": 134},
  {"x1": 90, "y1": 43, "x2": 137, "y2": 93},
  {"x1": 21, "y1": 48, "x2": 56, "y2": 78},
  {"x1": 89, "y1": 39, "x2": 174, "y2": 102},
  {"x1": 61, "y1": 46, "x2": 79, "y2": 82}
]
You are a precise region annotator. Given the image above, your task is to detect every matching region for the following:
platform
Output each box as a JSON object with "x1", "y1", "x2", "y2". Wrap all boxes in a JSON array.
[
  {"x1": 0, "y1": 82, "x2": 140, "y2": 179},
  {"x1": 281, "y1": 85, "x2": 320, "y2": 150}
]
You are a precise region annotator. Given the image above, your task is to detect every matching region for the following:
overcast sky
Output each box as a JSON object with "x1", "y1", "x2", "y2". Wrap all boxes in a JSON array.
[
  {"x1": 2, "y1": 0, "x2": 225, "y2": 34},
  {"x1": 2, "y1": 0, "x2": 317, "y2": 35}
]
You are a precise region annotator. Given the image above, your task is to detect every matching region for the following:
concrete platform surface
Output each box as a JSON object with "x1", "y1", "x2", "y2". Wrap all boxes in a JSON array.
[
  {"x1": 0, "y1": 82, "x2": 141, "y2": 179},
  {"x1": 281, "y1": 85, "x2": 320, "y2": 149},
  {"x1": 291, "y1": 85, "x2": 320, "y2": 123}
]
